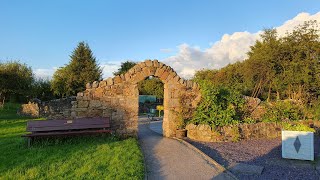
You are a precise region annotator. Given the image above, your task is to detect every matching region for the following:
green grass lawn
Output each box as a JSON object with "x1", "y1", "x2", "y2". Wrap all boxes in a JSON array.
[{"x1": 0, "y1": 103, "x2": 144, "y2": 180}]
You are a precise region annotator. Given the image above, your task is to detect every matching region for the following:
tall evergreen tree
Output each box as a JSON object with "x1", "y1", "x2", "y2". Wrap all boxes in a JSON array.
[{"x1": 51, "y1": 42, "x2": 102, "y2": 96}]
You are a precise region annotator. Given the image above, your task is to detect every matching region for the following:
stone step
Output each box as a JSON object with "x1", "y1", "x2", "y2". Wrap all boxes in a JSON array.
[{"x1": 229, "y1": 163, "x2": 264, "y2": 175}]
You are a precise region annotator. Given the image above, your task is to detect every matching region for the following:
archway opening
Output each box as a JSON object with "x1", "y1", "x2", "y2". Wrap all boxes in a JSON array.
[{"x1": 138, "y1": 76, "x2": 164, "y2": 134}]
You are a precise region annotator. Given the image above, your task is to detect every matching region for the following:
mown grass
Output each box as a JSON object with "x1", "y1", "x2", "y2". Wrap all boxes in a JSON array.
[{"x1": 0, "y1": 103, "x2": 144, "y2": 180}]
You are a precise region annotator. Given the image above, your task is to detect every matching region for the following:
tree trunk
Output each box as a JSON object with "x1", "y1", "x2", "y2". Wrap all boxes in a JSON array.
[
  {"x1": 267, "y1": 81, "x2": 272, "y2": 102},
  {"x1": 252, "y1": 79, "x2": 263, "y2": 98},
  {"x1": 0, "y1": 92, "x2": 4, "y2": 108},
  {"x1": 0, "y1": 97, "x2": 5, "y2": 108}
]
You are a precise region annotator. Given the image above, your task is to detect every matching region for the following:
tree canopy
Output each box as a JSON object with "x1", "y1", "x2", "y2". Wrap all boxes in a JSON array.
[
  {"x1": 138, "y1": 77, "x2": 164, "y2": 99},
  {"x1": 0, "y1": 61, "x2": 34, "y2": 106},
  {"x1": 193, "y1": 20, "x2": 320, "y2": 104},
  {"x1": 51, "y1": 42, "x2": 102, "y2": 97},
  {"x1": 113, "y1": 61, "x2": 137, "y2": 76}
]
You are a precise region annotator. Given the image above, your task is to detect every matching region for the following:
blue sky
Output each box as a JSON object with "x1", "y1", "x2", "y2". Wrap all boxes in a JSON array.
[{"x1": 0, "y1": 0, "x2": 319, "y2": 79}]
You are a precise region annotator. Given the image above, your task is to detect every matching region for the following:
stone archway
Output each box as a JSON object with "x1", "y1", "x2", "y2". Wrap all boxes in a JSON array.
[{"x1": 72, "y1": 60, "x2": 201, "y2": 137}]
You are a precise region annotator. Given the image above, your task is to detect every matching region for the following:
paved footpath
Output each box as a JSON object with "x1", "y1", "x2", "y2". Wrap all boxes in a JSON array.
[{"x1": 138, "y1": 117, "x2": 235, "y2": 180}]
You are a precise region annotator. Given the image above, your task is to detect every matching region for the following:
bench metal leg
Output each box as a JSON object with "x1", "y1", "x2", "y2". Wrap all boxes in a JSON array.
[{"x1": 27, "y1": 137, "x2": 32, "y2": 148}]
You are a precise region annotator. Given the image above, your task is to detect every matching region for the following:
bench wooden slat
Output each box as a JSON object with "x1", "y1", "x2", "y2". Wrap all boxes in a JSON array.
[
  {"x1": 28, "y1": 124, "x2": 110, "y2": 132},
  {"x1": 27, "y1": 118, "x2": 110, "y2": 132},
  {"x1": 22, "y1": 129, "x2": 112, "y2": 137},
  {"x1": 27, "y1": 118, "x2": 109, "y2": 128},
  {"x1": 22, "y1": 117, "x2": 112, "y2": 147}
]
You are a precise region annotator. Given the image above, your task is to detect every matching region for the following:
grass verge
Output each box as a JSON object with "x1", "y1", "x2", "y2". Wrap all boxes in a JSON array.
[{"x1": 0, "y1": 103, "x2": 144, "y2": 179}]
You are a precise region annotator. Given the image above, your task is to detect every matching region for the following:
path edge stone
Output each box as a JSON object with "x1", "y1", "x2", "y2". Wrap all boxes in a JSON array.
[{"x1": 172, "y1": 137, "x2": 238, "y2": 180}]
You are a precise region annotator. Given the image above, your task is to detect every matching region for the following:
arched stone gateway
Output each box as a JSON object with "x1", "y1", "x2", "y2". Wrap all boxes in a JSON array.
[{"x1": 72, "y1": 60, "x2": 201, "y2": 137}]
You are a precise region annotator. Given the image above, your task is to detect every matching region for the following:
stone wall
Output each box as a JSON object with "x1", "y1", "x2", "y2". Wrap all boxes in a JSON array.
[
  {"x1": 71, "y1": 60, "x2": 201, "y2": 137},
  {"x1": 41, "y1": 97, "x2": 76, "y2": 119},
  {"x1": 186, "y1": 122, "x2": 283, "y2": 142},
  {"x1": 18, "y1": 97, "x2": 76, "y2": 119}
]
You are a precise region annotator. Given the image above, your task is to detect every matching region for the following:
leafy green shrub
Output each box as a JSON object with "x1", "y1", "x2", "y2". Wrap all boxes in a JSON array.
[
  {"x1": 231, "y1": 126, "x2": 241, "y2": 142},
  {"x1": 262, "y1": 100, "x2": 305, "y2": 122},
  {"x1": 190, "y1": 81, "x2": 244, "y2": 127},
  {"x1": 308, "y1": 100, "x2": 320, "y2": 120},
  {"x1": 282, "y1": 122, "x2": 315, "y2": 132},
  {"x1": 242, "y1": 117, "x2": 257, "y2": 124}
]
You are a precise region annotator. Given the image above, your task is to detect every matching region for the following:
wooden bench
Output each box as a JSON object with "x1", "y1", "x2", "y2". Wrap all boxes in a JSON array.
[{"x1": 22, "y1": 117, "x2": 112, "y2": 147}]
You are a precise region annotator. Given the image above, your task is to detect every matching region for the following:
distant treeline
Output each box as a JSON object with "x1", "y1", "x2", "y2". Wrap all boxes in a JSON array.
[{"x1": 0, "y1": 42, "x2": 102, "y2": 106}]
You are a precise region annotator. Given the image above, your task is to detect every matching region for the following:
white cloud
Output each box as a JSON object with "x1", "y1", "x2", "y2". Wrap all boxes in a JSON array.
[
  {"x1": 163, "y1": 12, "x2": 320, "y2": 79},
  {"x1": 100, "y1": 62, "x2": 120, "y2": 79},
  {"x1": 277, "y1": 12, "x2": 320, "y2": 36},
  {"x1": 33, "y1": 68, "x2": 57, "y2": 80}
]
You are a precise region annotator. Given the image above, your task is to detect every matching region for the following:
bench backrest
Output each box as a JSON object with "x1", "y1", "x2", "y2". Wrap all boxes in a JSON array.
[{"x1": 27, "y1": 117, "x2": 110, "y2": 132}]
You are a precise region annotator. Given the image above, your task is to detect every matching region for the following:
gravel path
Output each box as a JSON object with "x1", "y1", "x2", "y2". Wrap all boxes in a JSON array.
[
  {"x1": 138, "y1": 117, "x2": 235, "y2": 180},
  {"x1": 187, "y1": 137, "x2": 320, "y2": 180}
]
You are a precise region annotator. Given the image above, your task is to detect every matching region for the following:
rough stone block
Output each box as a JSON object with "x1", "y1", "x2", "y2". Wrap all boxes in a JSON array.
[
  {"x1": 145, "y1": 60, "x2": 153, "y2": 67},
  {"x1": 158, "y1": 62, "x2": 164, "y2": 68},
  {"x1": 187, "y1": 80, "x2": 193, "y2": 88},
  {"x1": 113, "y1": 76, "x2": 122, "y2": 84},
  {"x1": 99, "y1": 81, "x2": 107, "y2": 87},
  {"x1": 166, "y1": 72, "x2": 177, "y2": 82},
  {"x1": 93, "y1": 88, "x2": 104, "y2": 98},
  {"x1": 153, "y1": 60, "x2": 159, "y2": 67},
  {"x1": 149, "y1": 67, "x2": 157, "y2": 75},
  {"x1": 155, "y1": 68, "x2": 165, "y2": 77},
  {"x1": 92, "y1": 81, "x2": 99, "y2": 88},
  {"x1": 139, "y1": 62, "x2": 146, "y2": 68},
  {"x1": 71, "y1": 111, "x2": 76, "y2": 118},
  {"x1": 86, "y1": 83, "x2": 92, "y2": 89},
  {"x1": 193, "y1": 82, "x2": 199, "y2": 90},
  {"x1": 106, "y1": 77, "x2": 113, "y2": 85},
  {"x1": 173, "y1": 75, "x2": 180, "y2": 83},
  {"x1": 120, "y1": 74, "x2": 125, "y2": 81},
  {"x1": 75, "y1": 107, "x2": 88, "y2": 112},
  {"x1": 18, "y1": 102, "x2": 40, "y2": 118},
  {"x1": 134, "y1": 65, "x2": 142, "y2": 72},
  {"x1": 142, "y1": 67, "x2": 151, "y2": 77},
  {"x1": 126, "y1": 128, "x2": 137, "y2": 134},
  {"x1": 89, "y1": 100, "x2": 102, "y2": 108},
  {"x1": 87, "y1": 109, "x2": 103, "y2": 117},
  {"x1": 177, "y1": 78, "x2": 183, "y2": 84},
  {"x1": 128, "y1": 68, "x2": 135, "y2": 75},
  {"x1": 124, "y1": 72, "x2": 131, "y2": 81},
  {"x1": 186, "y1": 123, "x2": 197, "y2": 130},
  {"x1": 71, "y1": 101, "x2": 77, "y2": 106},
  {"x1": 160, "y1": 71, "x2": 170, "y2": 81},
  {"x1": 78, "y1": 100, "x2": 89, "y2": 108}
]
